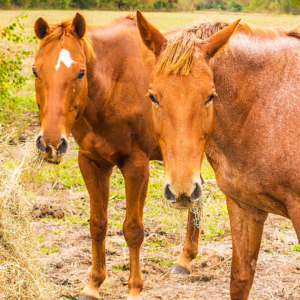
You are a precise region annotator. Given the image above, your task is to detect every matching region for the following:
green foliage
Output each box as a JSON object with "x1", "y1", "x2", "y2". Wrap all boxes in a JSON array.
[
  {"x1": 0, "y1": 0, "x2": 71, "y2": 8},
  {"x1": 249, "y1": 0, "x2": 300, "y2": 14},
  {"x1": 153, "y1": 0, "x2": 178, "y2": 10},
  {"x1": 229, "y1": 0, "x2": 243, "y2": 10},
  {"x1": 97, "y1": 0, "x2": 157, "y2": 10},
  {"x1": 195, "y1": 0, "x2": 229, "y2": 11},
  {"x1": 1, "y1": 0, "x2": 300, "y2": 13},
  {"x1": 70, "y1": 0, "x2": 98, "y2": 9},
  {"x1": 0, "y1": 13, "x2": 36, "y2": 101},
  {"x1": 0, "y1": 0, "x2": 11, "y2": 7}
]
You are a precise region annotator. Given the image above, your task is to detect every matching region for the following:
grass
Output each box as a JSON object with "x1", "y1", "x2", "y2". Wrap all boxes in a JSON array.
[
  {"x1": 290, "y1": 244, "x2": 300, "y2": 252},
  {"x1": 33, "y1": 156, "x2": 85, "y2": 189},
  {"x1": 40, "y1": 245, "x2": 61, "y2": 253}
]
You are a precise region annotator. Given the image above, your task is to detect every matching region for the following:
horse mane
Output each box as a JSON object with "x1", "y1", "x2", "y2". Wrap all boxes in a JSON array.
[
  {"x1": 38, "y1": 13, "x2": 136, "y2": 58},
  {"x1": 157, "y1": 20, "x2": 300, "y2": 76}
]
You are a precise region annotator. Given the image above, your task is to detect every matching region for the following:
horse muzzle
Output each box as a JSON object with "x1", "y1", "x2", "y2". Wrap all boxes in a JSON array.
[
  {"x1": 36, "y1": 133, "x2": 69, "y2": 164},
  {"x1": 164, "y1": 182, "x2": 202, "y2": 209}
]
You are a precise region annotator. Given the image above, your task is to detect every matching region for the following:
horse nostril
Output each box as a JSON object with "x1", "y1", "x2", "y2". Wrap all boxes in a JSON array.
[
  {"x1": 191, "y1": 183, "x2": 202, "y2": 201},
  {"x1": 36, "y1": 135, "x2": 46, "y2": 152},
  {"x1": 58, "y1": 137, "x2": 69, "y2": 155},
  {"x1": 164, "y1": 184, "x2": 176, "y2": 202}
]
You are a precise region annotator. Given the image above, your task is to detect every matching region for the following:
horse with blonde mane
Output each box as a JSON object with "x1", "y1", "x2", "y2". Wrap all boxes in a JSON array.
[{"x1": 137, "y1": 10, "x2": 300, "y2": 299}]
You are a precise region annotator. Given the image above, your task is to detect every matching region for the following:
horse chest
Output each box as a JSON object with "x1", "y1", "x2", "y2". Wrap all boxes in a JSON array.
[
  {"x1": 72, "y1": 125, "x2": 131, "y2": 164},
  {"x1": 208, "y1": 150, "x2": 291, "y2": 217},
  {"x1": 211, "y1": 156, "x2": 252, "y2": 202}
]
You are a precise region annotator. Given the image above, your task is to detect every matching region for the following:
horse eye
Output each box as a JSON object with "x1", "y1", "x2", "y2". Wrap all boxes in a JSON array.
[
  {"x1": 32, "y1": 68, "x2": 38, "y2": 78},
  {"x1": 77, "y1": 69, "x2": 86, "y2": 79},
  {"x1": 150, "y1": 94, "x2": 159, "y2": 105},
  {"x1": 205, "y1": 93, "x2": 215, "y2": 105}
]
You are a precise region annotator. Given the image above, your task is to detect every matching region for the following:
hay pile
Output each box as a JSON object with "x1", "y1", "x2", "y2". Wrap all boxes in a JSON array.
[{"x1": 0, "y1": 127, "x2": 49, "y2": 299}]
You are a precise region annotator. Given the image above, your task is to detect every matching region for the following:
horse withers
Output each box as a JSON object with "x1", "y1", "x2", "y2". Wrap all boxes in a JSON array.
[
  {"x1": 137, "y1": 10, "x2": 300, "y2": 299},
  {"x1": 33, "y1": 13, "x2": 160, "y2": 300}
]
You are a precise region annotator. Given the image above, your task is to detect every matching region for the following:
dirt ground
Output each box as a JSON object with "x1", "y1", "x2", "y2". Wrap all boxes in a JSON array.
[
  {"x1": 3, "y1": 121, "x2": 300, "y2": 299},
  {"x1": 32, "y1": 190, "x2": 300, "y2": 300},
  {"x1": 24, "y1": 138, "x2": 300, "y2": 300},
  {"x1": 2, "y1": 114, "x2": 300, "y2": 300}
]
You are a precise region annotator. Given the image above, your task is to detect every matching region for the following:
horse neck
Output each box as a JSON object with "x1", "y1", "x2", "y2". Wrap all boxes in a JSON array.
[
  {"x1": 83, "y1": 25, "x2": 153, "y2": 128},
  {"x1": 210, "y1": 37, "x2": 256, "y2": 142},
  {"x1": 207, "y1": 33, "x2": 300, "y2": 155}
]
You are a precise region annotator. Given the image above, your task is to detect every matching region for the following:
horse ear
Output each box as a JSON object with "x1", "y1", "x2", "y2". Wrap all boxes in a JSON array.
[
  {"x1": 72, "y1": 13, "x2": 86, "y2": 39},
  {"x1": 34, "y1": 18, "x2": 50, "y2": 40},
  {"x1": 199, "y1": 19, "x2": 241, "y2": 60},
  {"x1": 136, "y1": 10, "x2": 166, "y2": 57}
]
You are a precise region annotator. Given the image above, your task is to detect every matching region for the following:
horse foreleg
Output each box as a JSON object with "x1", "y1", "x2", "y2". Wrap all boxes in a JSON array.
[
  {"x1": 285, "y1": 199, "x2": 300, "y2": 242},
  {"x1": 227, "y1": 197, "x2": 268, "y2": 300},
  {"x1": 78, "y1": 153, "x2": 112, "y2": 300},
  {"x1": 171, "y1": 210, "x2": 200, "y2": 275},
  {"x1": 121, "y1": 152, "x2": 149, "y2": 300}
]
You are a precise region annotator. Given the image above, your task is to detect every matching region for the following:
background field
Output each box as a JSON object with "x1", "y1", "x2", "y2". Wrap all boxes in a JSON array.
[
  {"x1": 3, "y1": 9, "x2": 300, "y2": 32},
  {"x1": 2, "y1": 10, "x2": 300, "y2": 300}
]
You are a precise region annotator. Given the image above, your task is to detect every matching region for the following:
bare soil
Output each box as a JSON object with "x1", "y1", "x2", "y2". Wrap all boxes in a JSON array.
[
  {"x1": 5, "y1": 124, "x2": 300, "y2": 299},
  {"x1": 31, "y1": 182, "x2": 300, "y2": 300}
]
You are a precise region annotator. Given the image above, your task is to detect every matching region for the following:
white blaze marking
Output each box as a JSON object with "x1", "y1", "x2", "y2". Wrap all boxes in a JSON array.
[{"x1": 55, "y1": 49, "x2": 74, "y2": 71}]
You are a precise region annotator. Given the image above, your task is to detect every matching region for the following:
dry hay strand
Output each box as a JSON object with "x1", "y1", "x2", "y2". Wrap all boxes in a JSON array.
[
  {"x1": 189, "y1": 181, "x2": 213, "y2": 229},
  {"x1": 0, "y1": 126, "x2": 50, "y2": 299}
]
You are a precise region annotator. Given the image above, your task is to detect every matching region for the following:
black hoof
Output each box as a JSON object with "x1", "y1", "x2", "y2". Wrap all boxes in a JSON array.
[
  {"x1": 78, "y1": 296, "x2": 98, "y2": 300},
  {"x1": 171, "y1": 265, "x2": 190, "y2": 275}
]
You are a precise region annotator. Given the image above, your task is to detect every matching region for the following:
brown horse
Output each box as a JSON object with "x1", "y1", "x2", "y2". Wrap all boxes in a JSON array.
[
  {"x1": 137, "y1": 10, "x2": 300, "y2": 299},
  {"x1": 33, "y1": 13, "x2": 164, "y2": 300},
  {"x1": 33, "y1": 12, "x2": 196, "y2": 300}
]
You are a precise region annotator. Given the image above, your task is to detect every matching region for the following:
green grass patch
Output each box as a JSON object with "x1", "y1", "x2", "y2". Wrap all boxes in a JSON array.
[
  {"x1": 33, "y1": 157, "x2": 85, "y2": 189},
  {"x1": 148, "y1": 257, "x2": 173, "y2": 266},
  {"x1": 37, "y1": 235, "x2": 44, "y2": 242},
  {"x1": 290, "y1": 244, "x2": 300, "y2": 253},
  {"x1": 40, "y1": 245, "x2": 60, "y2": 253}
]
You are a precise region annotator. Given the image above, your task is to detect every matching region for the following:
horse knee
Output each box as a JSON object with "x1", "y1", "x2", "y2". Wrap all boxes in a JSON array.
[
  {"x1": 123, "y1": 220, "x2": 144, "y2": 247},
  {"x1": 90, "y1": 218, "x2": 107, "y2": 242}
]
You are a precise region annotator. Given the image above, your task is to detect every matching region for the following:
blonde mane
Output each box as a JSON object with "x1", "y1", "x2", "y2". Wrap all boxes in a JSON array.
[{"x1": 157, "y1": 20, "x2": 300, "y2": 76}]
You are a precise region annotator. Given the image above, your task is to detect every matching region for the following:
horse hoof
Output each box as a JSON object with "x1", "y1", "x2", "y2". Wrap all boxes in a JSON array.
[
  {"x1": 78, "y1": 296, "x2": 99, "y2": 300},
  {"x1": 170, "y1": 265, "x2": 190, "y2": 275}
]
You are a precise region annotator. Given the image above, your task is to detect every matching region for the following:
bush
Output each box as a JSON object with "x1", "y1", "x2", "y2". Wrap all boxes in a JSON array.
[
  {"x1": 229, "y1": 0, "x2": 243, "y2": 11},
  {"x1": 71, "y1": 0, "x2": 98, "y2": 9},
  {"x1": 196, "y1": 0, "x2": 228, "y2": 10},
  {"x1": 0, "y1": 13, "x2": 36, "y2": 101}
]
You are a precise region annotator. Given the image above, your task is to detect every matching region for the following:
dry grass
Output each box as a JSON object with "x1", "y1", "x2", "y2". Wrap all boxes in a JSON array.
[{"x1": 0, "y1": 126, "x2": 50, "y2": 300}]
